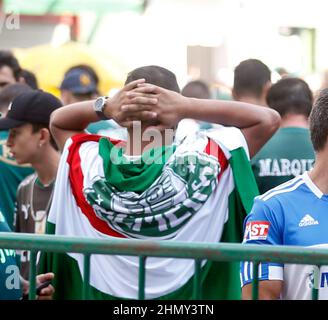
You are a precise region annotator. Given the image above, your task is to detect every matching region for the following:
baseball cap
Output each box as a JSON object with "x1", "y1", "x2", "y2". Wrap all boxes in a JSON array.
[
  {"x1": 0, "y1": 90, "x2": 62, "y2": 130},
  {"x1": 59, "y1": 69, "x2": 97, "y2": 94}
]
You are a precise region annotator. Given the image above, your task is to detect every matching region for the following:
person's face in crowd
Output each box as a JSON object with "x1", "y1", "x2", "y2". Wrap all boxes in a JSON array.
[
  {"x1": 6, "y1": 123, "x2": 41, "y2": 164},
  {"x1": 0, "y1": 66, "x2": 16, "y2": 89},
  {"x1": 60, "y1": 90, "x2": 75, "y2": 105}
]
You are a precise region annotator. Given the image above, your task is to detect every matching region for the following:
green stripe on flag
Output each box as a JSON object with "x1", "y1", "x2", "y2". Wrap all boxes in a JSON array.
[
  {"x1": 201, "y1": 147, "x2": 259, "y2": 300},
  {"x1": 98, "y1": 138, "x2": 175, "y2": 193}
]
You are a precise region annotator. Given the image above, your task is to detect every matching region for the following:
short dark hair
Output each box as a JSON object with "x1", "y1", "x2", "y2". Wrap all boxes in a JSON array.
[
  {"x1": 125, "y1": 65, "x2": 180, "y2": 93},
  {"x1": 266, "y1": 77, "x2": 313, "y2": 117},
  {"x1": 181, "y1": 80, "x2": 211, "y2": 99},
  {"x1": 309, "y1": 88, "x2": 328, "y2": 152},
  {"x1": 0, "y1": 83, "x2": 32, "y2": 113},
  {"x1": 0, "y1": 50, "x2": 22, "y2": 81},
  {"x1": 20, "y1": 69, "x2": 39, "y2": 89},
  {"x1": 233, "y1": 59, "x2": 271, "y2": 98},
  {"x1": 31, "y1": 123, "x2": 58, "y2": 151}
]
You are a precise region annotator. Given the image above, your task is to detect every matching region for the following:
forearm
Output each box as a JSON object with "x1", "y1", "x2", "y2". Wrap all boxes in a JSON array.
[
  {"x1": 181, "y1": 98, "x2": 275, "y2": 129},
  {"x1": 50, "y1": 100, "x2": 99, "y2": 131},
  {"x1": 180, "y1": 98, "x2": 280, "y2": 157},
  {"x1": 50, "y1": 79, "x2": 154, "y2": 151}
]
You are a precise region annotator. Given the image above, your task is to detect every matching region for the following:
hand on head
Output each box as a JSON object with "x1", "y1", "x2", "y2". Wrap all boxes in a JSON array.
[
  {"x1": 104, "y1": 79, "x2": 157, "y2": 128},
  {"x1": 108, "y1": 79, "x2": 187, "y2": 132}
]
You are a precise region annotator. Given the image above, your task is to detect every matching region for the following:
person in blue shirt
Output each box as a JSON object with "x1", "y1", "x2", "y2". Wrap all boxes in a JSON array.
[
  {"x1": 241, "y1": 88, "x2": 328, "y2": 300},
  {"x1": 0, "y1": 211, "x2": 54, "y2": 300},
  {"x1": 0, "y1": 211, "x2": 21, "y2": 300}
]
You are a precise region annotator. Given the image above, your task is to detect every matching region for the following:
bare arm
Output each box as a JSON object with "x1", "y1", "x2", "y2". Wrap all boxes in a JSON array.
[
  {"x1": 242, "y1": 280, "x2": 283, "y2": 300},
  {"x1": 123, "y1": 84, "x2": 281, "y2": 158},
  {"x1": 51, "y1": 80, "x2": 280, "y2": 156},
  {"x1": 186, "y1": 98, "x2": 281, "y2": 158},
  {"x1": 50, "y1": 100, "x2": 103, "y2": 151},
  {"x1": 50, "y1": 79, "x2": 157, "y2": 151},
  {"x1": 50, "y1": 100, "x2": 95, "y2": 151}
]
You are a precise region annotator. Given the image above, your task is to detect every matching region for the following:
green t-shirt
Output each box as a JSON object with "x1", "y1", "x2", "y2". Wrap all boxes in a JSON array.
[
  {"x1": 0, "y1": 212, "x2": 22, "y2": 300},
  {"x1": 252, "y1": 127, "x2": 315, "y2": 194},
  {"x1": 0, "y1": 131, "x2": 34, "y2": 229}
]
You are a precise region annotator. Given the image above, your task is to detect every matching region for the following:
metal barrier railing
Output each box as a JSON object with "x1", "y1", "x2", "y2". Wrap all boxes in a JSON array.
[{"x1": 0, "y1": 232, "x2": 327, "y2": 300}]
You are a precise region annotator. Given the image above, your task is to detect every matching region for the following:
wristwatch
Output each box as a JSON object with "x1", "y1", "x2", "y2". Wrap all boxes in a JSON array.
[{"x1": 93, "y1": 96, "x2": 109, "y2": 120}]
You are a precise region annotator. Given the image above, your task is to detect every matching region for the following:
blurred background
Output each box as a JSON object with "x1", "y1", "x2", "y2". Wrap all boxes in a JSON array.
[{"x1": 0, "y1": 0, "x2": 327, "y2": 97}]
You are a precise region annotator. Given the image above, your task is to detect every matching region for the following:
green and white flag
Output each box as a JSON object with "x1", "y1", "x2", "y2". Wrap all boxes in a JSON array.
[{"x1": 40, "y1": 126, "x2": 258, "y2": 300}]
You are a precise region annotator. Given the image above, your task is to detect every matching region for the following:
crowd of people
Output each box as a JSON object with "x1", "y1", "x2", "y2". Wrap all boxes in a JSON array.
[{"x1": 0, "y1": 49, "x2": 327, "y2": 300}]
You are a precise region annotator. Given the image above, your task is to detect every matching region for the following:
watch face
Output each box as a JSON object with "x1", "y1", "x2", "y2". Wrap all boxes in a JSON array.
[
  {"x1": 94, "y1": 97, "x2": 109, "y2": 120},
  {"x1": 95, "y1": 97, "x2": 104, "y2": 112}
]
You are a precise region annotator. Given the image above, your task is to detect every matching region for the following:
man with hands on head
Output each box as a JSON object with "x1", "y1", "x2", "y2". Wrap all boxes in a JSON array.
[
  {"x1": 42, "y1": 65, "x2": 280, "y2": 300},
  {"x1": 51, "y1": 69, "x2": 279, "y2": 157}
]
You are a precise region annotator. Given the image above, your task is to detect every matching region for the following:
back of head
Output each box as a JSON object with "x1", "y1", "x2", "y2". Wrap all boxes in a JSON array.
[
  {"x1": 309, "y1": 88, "x2": 328, "y2": 152},
  {"x1": 0, "y1": 50, "x2": 22, "y2": 81},
  {"x1": 233, "y1": 59, "x2": 271, "y2": 99},
  {"x1": 266, "y1": 77, "x2": 313, "y2": 118},
  {"x1": 65, "y1": 64, "x2": 99, "y2": 87},
  {"x1": 181, "y1": 80, "x2": 211, "y2": 99},
  {"x1": 60, "y1": 68, "x2": 97, "y2": 97},
  {"x1": 275, "y1": 67, "x2": 289, "y2": 78},
  {"x1": 125, "y1": 65, "x2": 180, "y2": 93},
  {"x1": 0, "y1": 83, "x2": 32, "y2": 113}
]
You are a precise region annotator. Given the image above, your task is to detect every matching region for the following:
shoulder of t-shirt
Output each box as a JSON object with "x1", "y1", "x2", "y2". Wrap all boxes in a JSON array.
[
  {"x1": 0, "y1": 217, "x2": 11, "y2": 232},
  {"x1": 255, "y1": 175, "x2": 305, "y2": 206},
  {"x1": 17, "y1": 173, "x2": 36, "y2": 191},
  {"x1": 245, "y1": 194, "x2": 284, "y2": 232}
]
